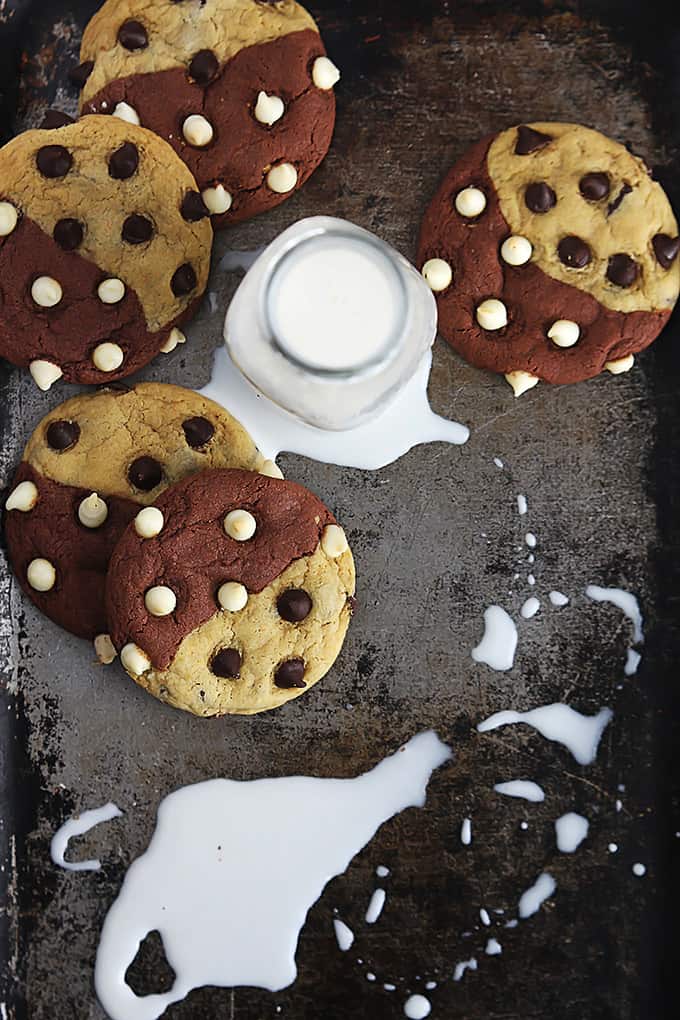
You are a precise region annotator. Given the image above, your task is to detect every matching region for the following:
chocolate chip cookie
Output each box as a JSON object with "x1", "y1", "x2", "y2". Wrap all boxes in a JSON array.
[
  {"x1": 0, "y1": 115, "x2": 212, "y2": 389},
  {"x1": 105, "y1": 468, "x2": 355, "y2": 716},
  {"x1": 417, "y1": 123, "x2": 680, "y2": 394},
  {"x1": 74, "y1": 0, "x2": 339, "y2": 228},
  {"x1": 3, "y1": 384, "x2": 274, "y2": 653}
]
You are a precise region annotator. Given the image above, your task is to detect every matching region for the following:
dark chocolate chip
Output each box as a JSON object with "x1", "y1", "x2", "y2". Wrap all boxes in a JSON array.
[
  {"x1": 171, "y1": 263, "x2": 197, "y2": 296},
  {"x1": 46, "y1": 419, "x2": 80, "y2": 451},
  {"x1": 515, "y1": 125, "x2": 553, "y2": 155},
  {"x1": 524, "y1": 182, "x2": 556, "y2": 213},
  {"x1": 606, "y1": 253, "x2": 639, "y2": 288},
  {"x1": 557, "y1": 235, "x2": 591, "y2": 269},
  {"x1": 652, "y1": 233, "x2": 680, "y2": 270},
  {"x1": 128, "y1": 456, "x2": 163, "y2": 491},
  {"x1": 53, "y1": 218, "x2": 84, "y2": 251},
  {"x1": 118, "y1": 19, "x2": 148, "y2": 50},
  {"x1": 180, "y1": 191, "x2": 210, "y2": 222},
  {"x1": 36, "y1": 145, "x2": 72, "y2": 178},
  {"x1": 40, "y1": 109, "x2": 75, "y2": 130},
  {"x1": 211, "y1": 647, "x2": 242, "y2": 679},
  {"x1": 277, "y1": 589, "x2": 313, "y2": 623},
  {"x1": 579, "y1": 172, "x2": 610, "y2": 201},
  {"x1": 182, "y1": 416, "x2": 214, "y2": 448},
  {"x1": 122, "y1": 214, "x2": 153, "y2": 244},
  {"x1": 68, "y1": 60, "x2": 94, "y2": 88},
  {"x1": 109, "y1": 142, "x2": 139, "y2": 180},
  {"x1": 189, "y1": 49, "x2": 219, "y2": 86},
  {"x1": 274, "y1": 658, "x2": 306, "y2": 689},
  {"x1": 607, "y1": 182, "x2": 632, "y2": 216}
]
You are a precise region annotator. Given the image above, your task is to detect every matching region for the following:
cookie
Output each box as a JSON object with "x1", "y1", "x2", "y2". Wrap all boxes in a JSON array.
[
  {"x1": 105, "y1": 468, "x2": 355, "y2": 716},
  {"x1": 3, "y1": 384, "x2": 274, "y2": 651},
  {"x1": 417, "y1": 123, "x2": 680, "y2": 393},
  {"x1": 0, "y1": 115, "x2": 212, "y2": 389},
  {"x1": 74, "y1": 0, "x2": 339, "y2": 228}
]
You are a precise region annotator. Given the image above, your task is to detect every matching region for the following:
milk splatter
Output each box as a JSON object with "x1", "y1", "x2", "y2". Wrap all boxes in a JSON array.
[
  {"x1": 518, "y1": 873, "x2": 556, "y2": 919},
  {"x1": 554, "y1": 813, "x2": 589, "y2": 853},
  {"x1": 585, "y1": 585, "x2": 644, "y2": 644},
  {"x1": 471, "y1": 606, "x2": 518, "y2": 671},
  {"x1": 493, "y1": 780, "x2": 545, "y2": 803},
  {"x1": 453, "y1": 957, "x2": 478, "y2": 981},
  {"x1": 478, "y1": 704, "x2": 613, "y2": 765},
  {"x1": 485, "y1": 938, "x2": 502, "y2": 955},
  {"x1": 50, "y1": 802, "x2": 123, "y2": 873}
]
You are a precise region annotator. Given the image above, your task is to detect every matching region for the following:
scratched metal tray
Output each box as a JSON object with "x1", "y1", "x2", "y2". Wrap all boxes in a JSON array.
[{"x1": 1, "y1": 1, "x2": 679, "y2": 1018}]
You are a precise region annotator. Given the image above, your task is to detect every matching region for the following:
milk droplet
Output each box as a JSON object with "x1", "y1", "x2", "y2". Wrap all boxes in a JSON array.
[
  {"x1": 453, "y1": 957, "x2": 478, "y2": 981},
  {"x1": 494, "y1": 780, "x2": 545, "y2": 803},
  {"x1": 518, "y1": 873, "x2": 556, "y2": 919},
  {"x1": 632, "y1": 862, "x2": 646, "y2": 877},
  {"x1": 460, "y1": 817, "x2": 472, "y2": 845},
  {"x1": 517, "y1": 494, "x2": 528, "y2": 515},
  {"x1": 549, "y1": 591, "x2": 569, "y2": 607},
  {"x1": 478, "y1": 703, "x2": 613, "y2": 765},
  {"x1": 365, "y1": 888, "x2": 386, "y2": 924},
  {"x1": 525, "y1": 532, "x2": 537, "y2": 548},
  {"x1": 50, "y1": 802, "x2": 123, "y2": 872},
  {"x1": 624, "y1": 649, "x2": 641, "y2": 676},
  {"x1": 554, "y1": 812, "x2": 589, "y2": 853},
  {"x1": 471, "y1": 606, "x2": 518, "y2": 671},
  {"x1": 376, "y1": 864, "x2": 390, "y2": 878},
  {"x1": 485, "y1": 938, "x2": 502, "y2": 955},
  {"x1": 585, "y1": 585, "x2": 644, "y2": 644},
  {"x1": 479, "y1": 908, "x2": 491, "y2": 926},
  {"x1": 493, "y1": 457, "x2": 504, "y2": 469},
  {"x1": 404, "y1": 994, "x2": 431, "y2": 1019},
  {"x1": 333, "y1": 919, "x2": 354, "y2": 951},
  {"x1": 608, "y1": 843, "x2": 619, "y2": 853},
  {"x1": 520, "y1": 596, "x2": 540, "y2": 619}
]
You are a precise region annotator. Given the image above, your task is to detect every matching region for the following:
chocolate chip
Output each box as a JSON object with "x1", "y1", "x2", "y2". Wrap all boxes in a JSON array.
[
  {"x1": 579, "y1": 172, "x2": 610, "y2": 201},
  {"x1": 180, "y1": 191, "x2": 210, "y2": 222},
  {"x1": 652, "y1": 233, "x2": 680, "y2": 269},
  {"x1": 109, "y1": 142, "x2": 139, "y2": 180},
  {"x1": 40, "y1": 110, "x2": 74, "y2": 130},
  {"x1": 606, "y1": 253, "x2": 639, "y2": 288},
  {"x1": 211, "y1": 647, "x2": 242, "y2": 679},
  {"x1": 182, "y1": 416, "x2": 214, "y2": 448},
  {"x1": 46, "y1": 419, "x2": 80, "y2": 451},
  {"x1": 128, "y1": 456, "x2": 163, "y2": 491},
  {"x1": 607, "y1": 182, "x2": 632, "y2": 216},
  {"x1": 557, "y1": 236, "x2": 591, "y2": 269},
  {"x1": 189, "y1": 49, "x2": 219, "y2": 86},
  {"x1": 122, "y1": 214, "x2": 153, "y2": 244},
  {"x1": 36, "y1": 145, "x2": 72, "y2": 178},
  {"x1": 515, "y1": 125, "x2": 553, "y2": 155},
  {"x1": 277, "y1": 589, "x2": 313, "y2": 623},
  {"x1": 524, "y1": 182, "x2": 556, "y2": 213},
  {"x1": 171, "y1": 263, "x2": 197, "y2": 296},
  {"x1": 274, "y1": 658, "x2": 306, "y2": 689},
  {"x1": 68, "y1": 60, "x2": 94, "y2": 88},
  {"x1": 53, "y1": 218, "x2": 84, "y2": 251},
  {"x1": 118, "y1": 19, "x2": 148, "y2": 50}
]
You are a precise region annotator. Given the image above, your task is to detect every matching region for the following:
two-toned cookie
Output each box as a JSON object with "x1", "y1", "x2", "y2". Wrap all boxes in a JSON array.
[
  {"x1": 418, "y1": 123, "x2": 680, "y2": 394},
  {"x1": 73, "y1": 0, "x2": 340, "y2": 227},
  {"x1": 105, "y1": 468, "x2": 355, "y2": 716},
  {"x1": 0, "y1": 115, "x2": 212, "y2": 388},
  {"x1": 3, "y1": 384, "x2": 276, "y2": 658}
]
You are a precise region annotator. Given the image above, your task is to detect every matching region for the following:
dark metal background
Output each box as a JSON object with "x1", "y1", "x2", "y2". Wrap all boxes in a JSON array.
[{"x1": 1, "y1": 2, "x2": 679, "y2": 1018}]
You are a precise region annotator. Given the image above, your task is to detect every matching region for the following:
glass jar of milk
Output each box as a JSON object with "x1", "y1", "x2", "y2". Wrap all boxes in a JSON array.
[{"x1": 224, "y1": 217, "x2": 437, "y2": 431}]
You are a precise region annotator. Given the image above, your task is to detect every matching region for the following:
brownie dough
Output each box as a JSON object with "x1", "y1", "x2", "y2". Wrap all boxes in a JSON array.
[
  {"x1": 75, "y1": 0, "x2": 338, "y2": 227},
  {"x1": 4, "y1": 384, "x2": 268, "y2": 645},
  {"x1": 417, "y1": 123, "x2": 680, "y2": 391},
  {"x1": 105, "y1": 468, "x2": 356, "y2": 716},
  {"x1": 0, "y1": 116, "x2": 212, "y2": 387}
]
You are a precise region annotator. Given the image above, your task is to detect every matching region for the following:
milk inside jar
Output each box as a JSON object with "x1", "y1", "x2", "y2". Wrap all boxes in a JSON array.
[{"x1": 224, "y1": 217, "x2": 437, "y2": 430}]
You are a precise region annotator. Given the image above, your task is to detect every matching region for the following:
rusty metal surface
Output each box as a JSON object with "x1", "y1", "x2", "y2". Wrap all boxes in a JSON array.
[{"x1": 1, "y1": 2, "x2": 679, "y2": 1018}]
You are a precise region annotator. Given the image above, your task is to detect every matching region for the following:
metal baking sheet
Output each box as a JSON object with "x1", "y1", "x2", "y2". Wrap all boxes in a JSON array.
[{"x1": 1, "y1": 1, "x2": 679, "y2": 1017}]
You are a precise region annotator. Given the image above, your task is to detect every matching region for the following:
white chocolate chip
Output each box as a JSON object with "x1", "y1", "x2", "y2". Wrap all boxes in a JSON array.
[
  {"x1": 134, "y1": 506, "x2": 164, "y2": 538},
  {"x1": 217, "y1": 581, "x2": 249, "y2": 612},
  {"x1": 259, "y1": 459, "x2": 284, "y2": 479},
  {"x1": 476, "y1": 298, "x2": 508, "y2": 331},
  {"x1": 145, "y1": 585, "x2": 177, "y2": 617},
  {"x1": 421, "y1": 258, "x2": 453, "y2": 292},
  {"x1": 224, "y1": 509, "x2": 256, "y2": 541},
  {"x1": 97, "y1": 278, "x2": 125, "y2": 304},
  {"x1": 455, "y1": 186, "x2": 487, "y2": 218},
  {"x1": 201, "y1": 184, "x2": 232, "y2": 215},
  {"x1": 121, "y1": 642, "x2": 151, "y2": 676},
  {"x1": 31, "y1": 276, "x2": 62, "y2": 308},
  {"x1": 500, "y1": 235, "x2": 533, "y2": 266},
  {"x1": 266, "y1": 162, "x2": 298, "y2": 194},
  {"x1": 78, "y1": 492, "x2": 109, "y2": 529},
  {"x1": 321, "y1": 524, "x2": 348, "y2": 558},
  {"x1": 183, "y1": 114, "x2": 213, "y2": 147},
  {"x1": 27, "y1": 557, "x2": 56, "y2": 592},
  {"x1": 113, "y1": 101, "x2": 140, "y2": 125},
  {"x1": 92, "y1": 342, "x2": 124, "y2": 373},
  {"x1": 605, "y1": 354, "x2": 635, "y2": 375},
  {"x1": 6, "y1": 480, "x2": 38, "y2": 512},
  {"x1": 505, "y1": 370, "x2": 540, "y2": 397},
  {"x1": 547, "y1": 319, "x2": 580, "y2": 348},
  {"x1": 160, "y1": 327, "x2": 186, "y2": 354},
  {"x1": 94, "y1": 633, "x2": 117, "y2": 665},
  {"x1": 312, "y1": 55, "x2": 340, "y2": 89},
  {"x1": 29, "y1": 359, "x2": 63, "y2": 391},
  {"x1": 254, "y1": 90, "x2": 285, "y2": 126},
  {"x1": 0, "y1": 200, "x2": 19, "y2": 236}
]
